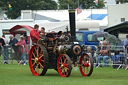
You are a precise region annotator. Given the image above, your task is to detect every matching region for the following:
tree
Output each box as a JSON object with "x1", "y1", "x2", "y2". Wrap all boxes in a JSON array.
[
  {"x1": 96, "y1": 0, "x2": 105, "y2": 8},
  {"x1": 58, "y1": 0, "x2": 75, "y2": 9},
  {"x1": 0, "y1": 0, "x2": 57, "y2": 19},
  {"x1": 116, "y1": 0, "x2": 128, "y2": 4},
  {"x1": 58, "y1": 0, "x2": 105, "y2": 9}
]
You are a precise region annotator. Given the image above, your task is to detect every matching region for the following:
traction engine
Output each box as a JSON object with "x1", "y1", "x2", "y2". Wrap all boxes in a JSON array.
[{"x1": 29, "y1": 10, "x2": 94, "y2": 77}]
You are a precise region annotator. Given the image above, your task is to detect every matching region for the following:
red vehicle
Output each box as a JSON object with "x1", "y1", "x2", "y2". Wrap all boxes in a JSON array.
[{"x1": 29, "y1": 10, "x2": 94, "y2": 77}]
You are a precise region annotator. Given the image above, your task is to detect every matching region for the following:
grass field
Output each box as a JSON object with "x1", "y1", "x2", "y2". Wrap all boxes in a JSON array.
[{"x1": 0, "y1": 64, "x2": 128, "y2": 85}]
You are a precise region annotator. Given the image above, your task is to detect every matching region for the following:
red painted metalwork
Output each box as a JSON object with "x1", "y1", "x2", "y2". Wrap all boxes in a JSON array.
[
  {"x1": 79, "y1": 53, "x2": 93, "y2": 76},
  {"x1": 57, "y1": 54, "x2": 72, "y2": 77},
  {"x1": 29, "y1": 45, "x2": 45, "y2": 76}
]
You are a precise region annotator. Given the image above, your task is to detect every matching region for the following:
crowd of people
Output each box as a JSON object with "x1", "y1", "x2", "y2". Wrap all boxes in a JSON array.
[
  {"x1": 0, "y1": 24, "x2": 46, "y2": 65},
  {"x1": 0, "y1": 34, "x2": 28, "y2": 65},
  {"x1": 86, "y1": 35, "x2": 128, "y2": 67}
]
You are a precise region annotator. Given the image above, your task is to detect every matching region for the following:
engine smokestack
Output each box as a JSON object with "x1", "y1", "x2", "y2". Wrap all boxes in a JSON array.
[{"x1": 69, "y1": 9, "x2": 76, "y2": 42}]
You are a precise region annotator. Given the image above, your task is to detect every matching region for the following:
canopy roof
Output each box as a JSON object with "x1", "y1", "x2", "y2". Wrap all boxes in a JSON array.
[
  {"x1": 88, "y1": 14, "x2": 107, "y2": 20},
  {"x1": 9, "y1": 25, "x2": 33, "y2": 35},
  {"x1": 104, "y1": 21, "x2": 128, "y2": 37}
]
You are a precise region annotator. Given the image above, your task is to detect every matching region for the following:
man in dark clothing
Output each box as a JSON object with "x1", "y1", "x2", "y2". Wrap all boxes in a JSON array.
[
  {"x1": 0, "y1": 37, "x2": 6, "y2": 64},
  {"x1": 0, "y1": 37, "x2": 5, "y2": 54},
  {"x1": 9, "y1": 35, "x2": 19, "y2": 62},
  {"x1": 0, "y1": 37, "x2": 5, "y2": 49}
]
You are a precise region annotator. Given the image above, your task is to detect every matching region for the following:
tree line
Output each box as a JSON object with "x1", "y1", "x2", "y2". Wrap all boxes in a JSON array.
[{"x1": 0, "y1": 0, "x2": 128, "y2": 19}]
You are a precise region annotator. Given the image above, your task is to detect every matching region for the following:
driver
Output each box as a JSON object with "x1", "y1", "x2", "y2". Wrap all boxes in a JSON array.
[{"x1": 30, "y1": 24, "x2": 40, "y2": 44}]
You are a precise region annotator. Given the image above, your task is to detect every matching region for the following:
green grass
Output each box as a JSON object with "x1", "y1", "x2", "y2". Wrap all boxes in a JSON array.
[{"x1": 0, "y1": 64, "x2": 128, "y2": 85}]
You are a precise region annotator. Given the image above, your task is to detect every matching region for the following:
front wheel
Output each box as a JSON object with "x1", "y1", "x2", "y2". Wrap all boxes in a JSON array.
[
  {"x1": 57, "y1": 54, "x2": 72, "y2": 77},
  {"x1": 29, "y1": 44, "x2": 48, "y2": 76},
  {"x1": 79, "y1": 53, "x2": 93, "y2": 76}
]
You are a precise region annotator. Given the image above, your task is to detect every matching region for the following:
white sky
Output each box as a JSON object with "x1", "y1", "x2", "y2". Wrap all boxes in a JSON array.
[{"x1": 104, "y1": 0, "x2": 116, "y2": 7}]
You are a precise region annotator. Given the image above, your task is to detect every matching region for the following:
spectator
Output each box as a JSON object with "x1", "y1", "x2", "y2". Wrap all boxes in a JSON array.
[
  {"x1": 94, "y1": 43, "x2": 102, "y2": 66},
  {"x1": 30, "y1": 24, "x2": 40, "y2": 44},
  {"x1": 24, "y1": 34, "x2": 29, "y2": 45},
  {"x1": 86, "y1": 46, "x2": 96, "y2": 63},
  {"x1": 124, "y1": 35, "x2": 128, "y2": 48},
  {"x1": 86, "y1": 46, "x2": 94, "y2": 57},
  {"x1": 0, "y1": 36, "x2": 6, "y2": 64},
  {"x1": 40, "y1": 27, "x2": 46, "y2": 36},
  {"x1": 15, "y1": 35, "x2": 27, "y2": 65},
  {"x1": 58, "y1": 31, "x2": 63, "y2": 37},
  {"x1": 2, "y1": 35, "x2": 9, "y2": 64},
  {"x1": 9, "y1": 35, "x2": 19, "y2": 63},
  {"x1": 23, "y1": 34, "x2": 29, "y2": 60},
  {"x1": 97, "y1": 41, "x2": 110, "y2": 67}
]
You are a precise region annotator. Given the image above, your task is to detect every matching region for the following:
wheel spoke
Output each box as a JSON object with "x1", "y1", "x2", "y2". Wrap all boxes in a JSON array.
[
  {"x1": 36, "y1": 47, "x2": 39, "y2": 57},
  {"x1": 39, "y1": 62, "x2": 44, "y2": 69},
  {"x1": 60, "y1": 58, "x2": 63, "y2": 64},
  {"x1": 83, "y1": 67, "x2": 85, "y2": 73},
  {"x1": 62, "y1": 68, "x2": 65, "y2": 75},
  {"x1": 36, "y1": 63, "x2": 39, "y2": 73},
  {"x1": 64, "y1": 58, "x2": 67, "y2": 63},
  {"x1": 84, "y1": 57, "x2": 87, "y2": 63},
  {"x1": 59, "y1": 62, "x2": 62, "y2": 64},
  {"x1": 39, "y1": 54, "x2": 44, "y2": 59},
  {"x1": 33, "y1": 49, "x2": 37, "y2": 56},
  {"x1": 42, "y1": 60, "x2": 44, "y2": 62},
  {"x1": 31, "y1": 58, "x2": 35, "y2": 61},
  {"x1": 32, "y1": 62, "x2": 36, "y2": 66},
  {"x1": 59, "y1": 66, "x2": 62, "y2": 69},
  {"x1": 64, "y1": 68, "x2": 68, "y2": 75},
  {"x1": 32, "y1": 52, "x2": 36, "y2": 58},
  {"x1": 86, "y1": 67, "x2": 89, "y2": 74}
]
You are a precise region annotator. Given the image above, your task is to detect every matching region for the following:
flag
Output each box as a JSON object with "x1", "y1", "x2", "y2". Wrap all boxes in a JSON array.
[
  {"x1": 76, "y1": 5, "x2": 82, "y2": 15},
  {"x1": 8, "y1": 4, "x2": 12, "y2": 10},
  {"x1": 95, "y1": 0, "x2": 98, "y2": 6}
]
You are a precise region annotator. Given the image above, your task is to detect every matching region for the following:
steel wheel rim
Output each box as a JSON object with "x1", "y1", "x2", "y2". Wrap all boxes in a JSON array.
[
  {"x1": 29, "y1": 45, "x2": 45, "y2": 76},
  {"x1": 79, "y1": 53, "x2": 92, "y2": 76},
  {"x1": 57, "y1": 54, "x2": 70, "y2": 77}
]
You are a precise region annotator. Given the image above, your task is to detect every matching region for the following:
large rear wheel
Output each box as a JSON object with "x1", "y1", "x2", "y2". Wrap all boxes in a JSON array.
[
  {"x1": 57, "y1": 54, "x2": 72, "y2": 77},
  {"x1": 29, "y1": 44, "x2": 48, "y2": 76},
  {"x1": 79, "y1": 53, "x2": 93, "y2": 76}
]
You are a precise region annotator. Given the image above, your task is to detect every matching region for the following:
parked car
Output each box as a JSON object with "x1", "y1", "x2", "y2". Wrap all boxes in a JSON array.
[{"x1": 76, "y1": 31, "x2": 104, "y2": 46}]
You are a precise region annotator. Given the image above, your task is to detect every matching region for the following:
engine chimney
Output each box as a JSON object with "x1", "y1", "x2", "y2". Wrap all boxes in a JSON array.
[{"x1": 69, "y1": 9, "x2": 76, "y2": 42}]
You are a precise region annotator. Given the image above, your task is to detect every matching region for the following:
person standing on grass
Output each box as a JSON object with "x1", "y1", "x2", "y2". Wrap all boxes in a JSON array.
[
  {"x1": 9, "y1": 35, "x2": 18, "y2": 63},
  {"x1": 124, "y1": 35, "x2": 128, "y2": 54},
  {"x1": 124, "y1": 35, "x2": 128, "y2": 47},
  {"x1": 0, "y1": 36, "x2": 6, "y2": 64},
  {"x1": 2, "y1": 35, "x2": 9, "y2": 64},
  {"x1": 15, "y1": 35, "x2": 27, "y2": 65}
]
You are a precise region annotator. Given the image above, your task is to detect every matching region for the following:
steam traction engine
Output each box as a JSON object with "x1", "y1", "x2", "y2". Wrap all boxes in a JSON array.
[{"x1": 29, "y1": 10, "x2": 93, "y2": 77}]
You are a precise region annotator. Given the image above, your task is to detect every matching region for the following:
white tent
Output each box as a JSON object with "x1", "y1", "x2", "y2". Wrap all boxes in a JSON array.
[{"x1": 37, "y1": 20, "x2": 100, "y2": 32}]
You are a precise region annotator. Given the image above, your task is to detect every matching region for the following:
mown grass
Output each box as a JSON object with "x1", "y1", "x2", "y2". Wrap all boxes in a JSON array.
[{"x1": 0, "y1": 64, "x2": 128, "y2": 85}]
